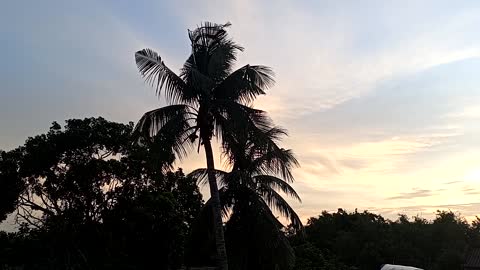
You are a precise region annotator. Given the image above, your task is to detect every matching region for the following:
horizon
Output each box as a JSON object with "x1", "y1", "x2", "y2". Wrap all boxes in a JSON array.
[{"x1": 2, "y1": 0, "x2": 480, "y2": 226}]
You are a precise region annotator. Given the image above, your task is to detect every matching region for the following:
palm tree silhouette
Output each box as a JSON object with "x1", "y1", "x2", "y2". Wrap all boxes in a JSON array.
[
  {"x1": 190, "y1": 126, "x2": 303, "y2": 269},
  {"x1": 133, "y1": 22, "x2": 275, "y2": 270}
]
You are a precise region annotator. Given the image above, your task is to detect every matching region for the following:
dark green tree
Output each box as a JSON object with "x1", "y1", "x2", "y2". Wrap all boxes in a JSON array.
[
  {"x1": 0, "y1": 117, "x2": 203, "y2": 269},
  {"x1": 296, "y1": 209, "x2": 472, "y2": 270},
  {"x1": 0, "y1": 149, "x2": 24, "y2": 222},
  {"x1": 300, "y1": 209, "x2": 390, "y2": 269},
  {"x1": 134, "y1": 21, "x2": 275, "y2": 270}
]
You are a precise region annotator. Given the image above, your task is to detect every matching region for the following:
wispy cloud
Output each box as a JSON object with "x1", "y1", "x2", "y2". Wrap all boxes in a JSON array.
[
  {"x1": 294, "y1": 133, "x2": 452, "y2": 181},
  {"x1": 443, "y1": 180, "x2": 463, "y2": 185},
  {"x1": 388, "y1": 189, "x2": 436, "y2": 200},
  {"x1": 446, "y1": 105, "x2": 480, "y2": 119}
]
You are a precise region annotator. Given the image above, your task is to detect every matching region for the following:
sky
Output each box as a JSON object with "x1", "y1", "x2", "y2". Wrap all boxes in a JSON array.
[{"x1": 2, "y1": 0, "x2": 480, "y2": 225}]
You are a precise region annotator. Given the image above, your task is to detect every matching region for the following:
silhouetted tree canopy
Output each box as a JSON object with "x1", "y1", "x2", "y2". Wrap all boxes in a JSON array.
[
  {"x1": 187, "y1": 127, "x2": 302, "y2": 270},
  {"x1": 290, "y1": 209, "x2": 478, "y2": 270},
  {"x1": 0, "y1": 149, "x2": 24, "y2": 221},
  {"x1": 1, "y1": 118, "x2": 479, "y2": 270},
  {"x1": 0, "y1": 117, "x2": 202, "y2": 269}
]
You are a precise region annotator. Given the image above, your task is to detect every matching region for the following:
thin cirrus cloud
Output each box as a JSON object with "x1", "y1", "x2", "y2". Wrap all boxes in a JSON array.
[
  {"x1": 387, "y1": 189, "x2": 436, "y2": 200},
  {"x1": 1, "y1": 0, "x2": 480, "y2": 224}
]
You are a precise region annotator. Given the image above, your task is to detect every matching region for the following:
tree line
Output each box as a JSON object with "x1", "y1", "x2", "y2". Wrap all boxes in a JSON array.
[
  {"x1": 291, "y1": 209, "x2": 480, "y2": 270},
  {"x1": 1, "y1": 118, "x2": 479, "y2": 269}
]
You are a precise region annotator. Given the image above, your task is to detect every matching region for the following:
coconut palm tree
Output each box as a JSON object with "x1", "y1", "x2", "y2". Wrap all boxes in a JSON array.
[
  {"x1": 189, "y1": 126, "x2": 303, "y2": 269},
  {"x1": 133, "y1": 22, "x2": 275, "y2": 270}
]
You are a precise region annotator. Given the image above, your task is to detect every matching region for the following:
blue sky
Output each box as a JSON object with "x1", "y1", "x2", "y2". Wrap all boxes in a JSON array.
[{"x1": 2, "y1": 0, "x2": 480, "y2": 223}]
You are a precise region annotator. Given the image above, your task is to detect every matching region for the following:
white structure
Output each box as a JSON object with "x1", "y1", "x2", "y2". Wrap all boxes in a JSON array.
[{"x1": 380, "y1": 264, "x2": 423, "y2": 270}]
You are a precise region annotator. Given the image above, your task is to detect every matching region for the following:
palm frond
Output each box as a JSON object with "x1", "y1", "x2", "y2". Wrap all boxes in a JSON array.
[
  {"x1": 213, "y1": 101, "x2": 274, "y2": 150},
  {"x1": 188, "y1": 168, "x2": 228, "y2": 186},
  {"x1": 260, "y1": 126, "x2": 288, "y2": 144},
  {"x1": 180, "y1": 56, "x2": 216, "y2": 95},
  {"x1": 239, "y1": 105, "x2": 273, "y2": 132},
  {"x1": 251, "y1": 148, "x2": 299, "y2": 183},
  {"x1": 188, "y1": 22, "x2": 233, "y2": 48},
  {"x1": 207, "y1": 39, "x2": 244, "y2": 81},
  {"x1": 133, "y1": 105, "x2": 195, "y2": 159},
  {"x1": 253, "y1": 175, "x2": 301, "y2": 202},
  {"x1": 160, "y1": 120, "x2": 196, "y2": 160},
  {"x1": 133, "y1": 105, "x2": 193, "y2": 136},
  {"x1": 258, "y1": 187, "x2": 303, "y2": 231},
  {"x1": 226, "y1": 194, "x2": 296, "y2": 270},
  {"x1": 218, "y1": 121, "x2": 298, "y2": 182},
  {"x1": 203, "y1": 187, "x2": 233, "y2": 218},
  {"x1": 242, "y1": 126, "x2": 289, "y2": 162},
  {"x1": 214, "y1": 65, "x2": 275, "y2": 104},
  {"x1": 187, "y1": 22, "x2": 244, "y2": 81},
  {"x1": 135, "y1": 49, "x2": 193, "y2": 103}
]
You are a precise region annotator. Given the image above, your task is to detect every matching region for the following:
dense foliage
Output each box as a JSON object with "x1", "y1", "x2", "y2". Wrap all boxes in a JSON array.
[
  {"x1": 0, "y1": 117, "x2": 302, "y2": 270},
  {"x1": 187, "y1": 127, "x2": 302, "y2": 270},
  {"x1": 0, "y1": 118, "x2": 203, "y2": 269},
  {"x1": 291, "y1": 209, "x2": 480, "y2": 270},
  {"x1": 0, "y1": 119, "x2": 479, "y2": 270}
]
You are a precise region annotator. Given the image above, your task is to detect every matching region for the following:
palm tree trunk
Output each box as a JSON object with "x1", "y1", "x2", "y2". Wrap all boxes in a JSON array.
[{"x1": 203, "y1": 139, "x2": 229, "y2": 270}]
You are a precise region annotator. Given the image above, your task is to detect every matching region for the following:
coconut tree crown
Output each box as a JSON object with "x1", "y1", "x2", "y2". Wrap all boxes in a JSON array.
[{"x1": 134, "y1": 22, "x2": 275, "y2": 158}]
